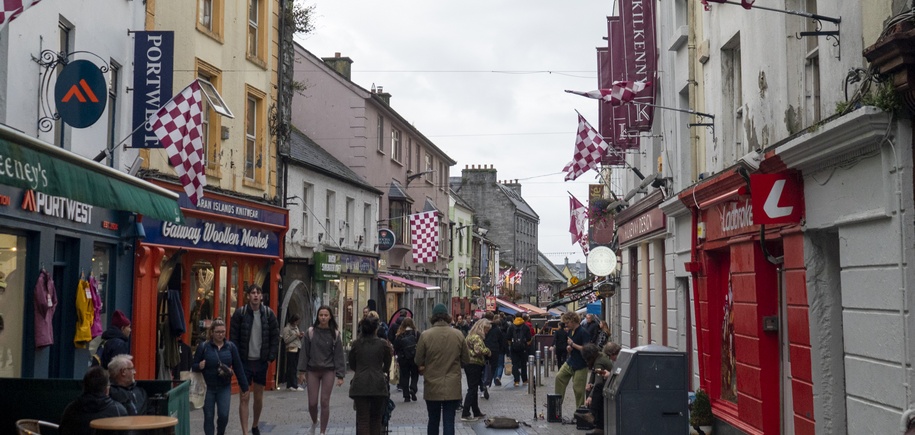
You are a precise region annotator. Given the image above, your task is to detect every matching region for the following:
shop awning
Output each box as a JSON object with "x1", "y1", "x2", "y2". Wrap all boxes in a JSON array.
[
  {"x1": 0, "y1": 124, "x2": 183, "y2": 223},
  {"x1": 378, "y1": 273, "x2": 441, "y2": 290},
  {"x1": 496, "y1": 298, "x2": 528, "y2": 316},
  {"x1": 518, "y1": 303, "x2": 547, "y2": 315}
]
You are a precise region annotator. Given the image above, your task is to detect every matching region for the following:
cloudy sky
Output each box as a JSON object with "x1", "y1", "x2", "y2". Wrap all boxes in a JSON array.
[{"x1": 297, "y1": 0, "x2": 614, "y2": 266}]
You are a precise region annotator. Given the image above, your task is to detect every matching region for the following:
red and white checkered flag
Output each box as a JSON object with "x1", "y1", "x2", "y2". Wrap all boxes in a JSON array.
[
  {"x1": 562, "y1": 112, "x2": 608, "y2": 181},
  {"x1": 148, "y1": 80, "x2": 207, "y2": 205},
  {"x1": 564, "y1": 80, "x2": 651, "y2": 106},
  {"x1": 570, "y1": 194, "x2": 589, "y2": 255},
  {"x1": 0, "y1": 0, "x2": 42, "y2": 31},
  {"x1": 410, "y1": 211, "x2": 439, "y2": 264}
]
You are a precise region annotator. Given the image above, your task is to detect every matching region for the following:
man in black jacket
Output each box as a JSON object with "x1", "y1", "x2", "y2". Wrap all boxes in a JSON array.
[
  {"x1": 230, "y1": 284, "x2": 279, "y2": 435},
  {"x1": 60, "y1": 367, "x2": 126, "y2": 435},
  {"x1": 108, "y1": 354, "x2": 148, "y2": 415},
  {"x1": 481, "y1": 312, "x2": 506, "y2": 393}
]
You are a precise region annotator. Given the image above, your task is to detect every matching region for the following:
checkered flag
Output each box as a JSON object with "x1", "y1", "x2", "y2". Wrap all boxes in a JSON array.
[
  {"x1": 570, "y1": 194, "x2": 589, "y2": 255},
  {"x1": 1, "y1": 0, "x2": 42, "y2": 31},
  {"x1": 562, "y1": 112, "x2": 608, "y2": 181},
  {"x1": 410, "y1": 211, "x2": 439, "y2": 263},
  {"x1": 564, "y1": 80, "x2": 651, "y2": 106},
  {"x1": 148, "y1": 80, "x2": 207, "y2": 205}
]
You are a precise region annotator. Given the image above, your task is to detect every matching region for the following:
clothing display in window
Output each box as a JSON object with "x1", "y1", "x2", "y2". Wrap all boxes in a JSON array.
[
  {"x1": 33, "y1": 269, "x2": 57, "y2": 348},
  {"x1": 88, "y1": 276, "x2": 103, "y2": 338},
  {"x1": 74, "y1": 278, "x2": 94, "y2": 348}
]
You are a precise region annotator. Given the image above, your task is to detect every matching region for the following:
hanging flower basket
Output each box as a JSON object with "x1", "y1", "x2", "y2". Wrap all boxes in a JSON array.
[{"x1": 589, "y1": 198, "x2": 615, "y2": 223}]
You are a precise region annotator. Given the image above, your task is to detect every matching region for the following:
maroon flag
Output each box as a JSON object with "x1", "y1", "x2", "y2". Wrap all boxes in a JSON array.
[
  {"x1": 410, "y1": 211, "x2": 439, "y2": 263},
  {"x1": 0, "y1": 0, "x2": 42, "y2": 31},
  {"x1": 565, "y1": 80, "x2": 651, "y2": 106},
  {"x1": 562, "y1": 112, "x2": 609, "y2": 181},
  {"x1": 148, "y1": 80, "x2": 207, "y2": 205},
  {"x1": 570, "y1": 194, "x2": 589, "y2": 255},
  {"x1": 702, "y1": 0, "x2": 754, "y2": 10}
]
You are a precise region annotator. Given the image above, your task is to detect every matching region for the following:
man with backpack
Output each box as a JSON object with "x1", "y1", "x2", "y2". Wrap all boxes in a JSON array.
[
  {"x1": 230, "y1": 284, "x2": 279, "y2": 435},
  {"x1": 508, "y1": 315, "x2": 531, "y2": 386},
  {"x1": 94, "y1": 310, "x2": 132, "y2": 369}
]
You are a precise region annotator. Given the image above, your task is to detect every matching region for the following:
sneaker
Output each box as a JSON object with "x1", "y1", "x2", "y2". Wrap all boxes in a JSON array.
[
  {"x1": 296, "y1": 386, "x2": 305, "y2": 391},
  {"x1": 460, "y1": 415, "x2": 478, "y2": 422},
  {"x1": 251, "y1": 426, "x2": 261, "y2": 435},
  {"x1": 411, "y1": 393, "x2": 417, "y2": 401},
  {"x1": 483, "y1": 388, "x2": 489, "y2": 400},
  {"x1": 308, "y1": 421, "x2": 317, "y2": 435},
  {"x1": 514, "y1": 381, "x2": 520, "y2": 387},
  {"x1": 474, "y1": 413, "x2": 487, "y2": 419},
  {"x1": 493, "y1": 379, "x2": 502, "y2": 386}
]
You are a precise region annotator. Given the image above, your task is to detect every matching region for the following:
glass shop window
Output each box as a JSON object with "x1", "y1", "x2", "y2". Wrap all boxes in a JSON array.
[
  {"x1": 0, "y1": 233, "x2": 27, "y2": 378},
  {"x1": 189, "y1": 260, "x2": 216, "y2": 349}
]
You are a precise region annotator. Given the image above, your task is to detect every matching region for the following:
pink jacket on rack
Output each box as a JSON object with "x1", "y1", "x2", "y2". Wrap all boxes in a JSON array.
[
  {"x1": 34, "y1": 269, "x2": 57, "y2": 348},
  {"x1": 89, "y1": 276, "x2": 103, "y2": 338}
]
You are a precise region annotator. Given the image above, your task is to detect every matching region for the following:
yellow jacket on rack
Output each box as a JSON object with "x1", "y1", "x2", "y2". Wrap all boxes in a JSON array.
[{"x1": 74, "y1": 278, "x2": 94, "y2": 348}]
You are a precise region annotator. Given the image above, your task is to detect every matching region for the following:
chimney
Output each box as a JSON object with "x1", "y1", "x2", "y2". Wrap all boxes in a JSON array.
[
  {"x1": 504, "y1": 179, "x2": 522, "y2": 196},
  {"x1": 462, "y1": 164, "x2": 497, "y2": 185},
  {"x1": 322, "y1": 52, "x2": 354, "y2": 80},
  {"x1": 372, "y1": 85, "x2": 392, "y2": 105}
]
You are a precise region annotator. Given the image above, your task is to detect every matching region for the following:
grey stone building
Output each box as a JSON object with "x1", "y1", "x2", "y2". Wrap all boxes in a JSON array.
[{"x1": 452, "y1": 165, "x2": 539, "y2": 303}]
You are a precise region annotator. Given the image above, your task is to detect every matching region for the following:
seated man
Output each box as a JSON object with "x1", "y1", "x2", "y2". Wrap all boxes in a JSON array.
[
  {"x1": 60, "y1": 366, "x2": 127, "y2": 435},
  {"x1": 108, "y1": 354, "x2": 148, "y2": 415}
]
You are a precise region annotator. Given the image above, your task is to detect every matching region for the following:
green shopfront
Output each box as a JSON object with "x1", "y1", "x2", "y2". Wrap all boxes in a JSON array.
[
  {"x1": 0, "y1": 125, "x2": 182, "y2": 380},
  {"x1": 312, "y1": 250, "x2": 378, "y2": 346}
]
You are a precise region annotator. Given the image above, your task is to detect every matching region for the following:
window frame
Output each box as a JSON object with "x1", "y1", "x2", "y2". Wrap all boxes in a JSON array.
[
  {"x1": 376, "y1": 115, "x2": 385, "y2": 153},
  {"x1": 197, "y1": 60, "x2": 223, "y2": 177},
  {"x1": 243, "y1": 85, "x2": 267, "y2": 187},
  {"x1": 246, "y1": 0, "x2": 267, "y2": 68},
  {"x1": 197, "y1": 0, "x2": 224, "y2": 42},
  {"x1": 391, "y1": 128, "x2": 402, "y2": 163}
]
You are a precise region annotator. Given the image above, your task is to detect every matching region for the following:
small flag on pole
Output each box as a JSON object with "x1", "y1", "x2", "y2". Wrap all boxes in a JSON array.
[
  {"x1": 570, "y1": 194, "x2": 590, "y2": 256},
  {"x1": 701, "y1": 0, "x2": 754, "y2": 11},
  {"x1": 410, "y1": 211, "x2": 439, "y2": 263},
  {"x1": 0, "y1": 0, "x2": 42, "y2": 31},
  {"x1": 148, "y1": 80, "x2": 207, "y2": 206},
  {"x1": 562, "y1": 112, "x2": 608, "y2": 181},
  {"x1": 564, "y1": 80, "x2": 651, "y2": 106}
]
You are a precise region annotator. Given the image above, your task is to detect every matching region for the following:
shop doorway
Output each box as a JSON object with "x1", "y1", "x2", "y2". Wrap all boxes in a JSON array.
[{"x1": 50, "y1": 236, "x2": 79, "y2": 378}]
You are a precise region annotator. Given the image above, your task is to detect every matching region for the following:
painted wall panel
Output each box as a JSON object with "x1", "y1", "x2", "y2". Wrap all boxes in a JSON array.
[{"x1": 842, "y1": 311, "x2": 902, "y2": 363}]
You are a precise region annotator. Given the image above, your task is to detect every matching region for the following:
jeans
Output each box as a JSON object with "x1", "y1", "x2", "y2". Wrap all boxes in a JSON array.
[
  {"x1": 462, "y1": 364, "x2": 484, "y2": 417},
  {"x1": 510, "y1": 350, "x2": 528, "y2": 383},
  {"x1": 425, "y1": 399, "x2": 460, "y2": 435},
  {"x1": 203, "y1": 384, "x2": 231, "y2": 435},
  {"x1": 399, "y1": 360, "x2": 419, "y2": 398},
  {"x1": 494, "y1": 353, "x2": 505, "y2": 379},
  {"x1": 554, "y1": 363, "x2": 589, "y2": 408}
]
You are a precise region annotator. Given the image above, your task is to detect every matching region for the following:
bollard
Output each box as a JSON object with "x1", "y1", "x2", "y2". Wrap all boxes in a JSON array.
[
  {"x1": 535, "y1": 350, "x2": 543, "y2": 386},
  {"x1": 527, "y1": 355, "x2": 535, "y2": 394},
  {"x1": 544, "y1": 346, "x2": 551, "y2": 377}
]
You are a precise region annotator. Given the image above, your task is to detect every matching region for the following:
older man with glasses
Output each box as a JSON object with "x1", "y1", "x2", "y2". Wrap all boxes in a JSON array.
[{"x1": 108, "y1": 354, "x2": 148, "y2": 415}]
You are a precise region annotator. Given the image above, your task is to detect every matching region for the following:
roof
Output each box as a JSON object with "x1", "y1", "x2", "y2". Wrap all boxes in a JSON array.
[
  {"x1": 388, "y1": 179, "x2": 412, "y2": 201},
  {"x1": 449, "y1": 188, "x2": 475, "y2": 212},
  {"x1": 538, "y1": 251, "x2": 567, "y2": 282},
  {"x1": 288, "y1": 129, "x2": 382, "y2": 194},
  {"x1": 497, "y1": 184, "x2": 539, "y2": 219}
]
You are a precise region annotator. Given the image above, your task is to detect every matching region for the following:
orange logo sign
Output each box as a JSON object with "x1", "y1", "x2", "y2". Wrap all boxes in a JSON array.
[
  {"x1": 21, "y1": 189, "x2": 37, "y2": 212},
  {"x1": 61, "y1": 79, "x2": 100, "y2": 103}
]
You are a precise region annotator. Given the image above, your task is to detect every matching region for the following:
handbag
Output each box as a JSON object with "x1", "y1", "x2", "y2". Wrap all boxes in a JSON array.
[
  {"x1": 209, "y1": 343, "x2": 233, "y2": 380},
  {"x1": 389, "y1": 359, "x2": 400, "y2": 385}
]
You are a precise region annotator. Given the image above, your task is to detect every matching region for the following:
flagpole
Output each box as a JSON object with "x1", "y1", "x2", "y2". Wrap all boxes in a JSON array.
[{"x1": 717, "y1": 0, "x2": 841, "y2": 23}]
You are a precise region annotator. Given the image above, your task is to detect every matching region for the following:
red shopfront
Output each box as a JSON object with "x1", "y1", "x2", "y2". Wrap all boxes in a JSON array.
[
  {"x1": 682, "y1": 172, "x2": 814, "y2": 435},
  {"x1": 132, "y1": 181, "x2": 287, "y2": 387}
]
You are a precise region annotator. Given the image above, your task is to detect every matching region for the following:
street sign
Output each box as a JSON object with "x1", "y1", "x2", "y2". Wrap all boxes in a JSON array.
[
  {"x1": 570, "y1": 276, "x2": 579, "y2": 285},
  {"x1": 377, "y1": 228, "x2": 396, "y2": 251},
  {"x1": 751, "y1": 172, "x2": 804, "y2": 224},
  {"x1": 54, "y1": 60, "x2": 108, "y2": 128}
]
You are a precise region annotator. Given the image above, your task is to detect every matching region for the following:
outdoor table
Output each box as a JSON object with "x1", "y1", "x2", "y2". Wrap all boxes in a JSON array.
[{"x1": 90, "y1": 415, "x2": 178, "y2": 435}]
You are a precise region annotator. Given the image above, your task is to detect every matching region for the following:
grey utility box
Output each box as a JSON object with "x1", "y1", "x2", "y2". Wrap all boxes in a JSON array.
[{"x1": 603, "y1": 344, "x2": 689, "y2": 435}]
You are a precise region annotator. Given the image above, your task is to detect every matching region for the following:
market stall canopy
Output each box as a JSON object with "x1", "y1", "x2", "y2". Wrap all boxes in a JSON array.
[
  {"x1": 0, "y1": 124, "x2": 182, "y2": 223},
  {"x1": 496, "y1": 297, "x2": 528, "y2": 316},
  {"x1": 378, "y1": 273, "x2": 441, "y2": 290},
  {"x1": 518, "y1": 303, "x2": 547, "y2": 316}
]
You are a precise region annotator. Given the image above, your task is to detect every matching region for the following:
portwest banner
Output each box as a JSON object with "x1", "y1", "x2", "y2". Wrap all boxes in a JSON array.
[{"x1": 131, "y1": 31, "x2": 174, "y2": 148}]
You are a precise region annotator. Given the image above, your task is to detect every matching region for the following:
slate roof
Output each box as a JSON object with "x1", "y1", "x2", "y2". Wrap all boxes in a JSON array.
[
  {"x1": 497, "y1": 184, "x2": 539, "y2": 220},
  {"x1": 288, "y1": 129, "x2": 382, "y2": 195},
  {"x1": 450, "y1": 188, "x2": 475, "y2": 212}
]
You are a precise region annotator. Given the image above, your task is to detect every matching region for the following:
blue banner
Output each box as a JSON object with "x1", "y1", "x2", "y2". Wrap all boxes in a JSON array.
[
  {"x1": 131, "y1": 31, "x2": 174, "y2": 148},
  {"x1": 141, "y1": 216, "x2": 280, "y2": 256}
]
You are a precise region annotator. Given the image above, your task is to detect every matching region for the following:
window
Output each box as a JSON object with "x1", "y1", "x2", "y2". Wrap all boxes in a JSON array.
[
  {"x1": 439, "y1": 162, "x2": 446, "y2": 189},
  {"x1": 0, "y1": 233, "x2": 28, "y2": 378},
  {"x1": 376, "y1": 115, "x2": 384, "y2": 152},
  {"x1": 247, "y1": 0, "x2": 266, "y2": 66},
  {"x1": 425, "y1": 153, "x2": 433, "y2": 183},
  {"x1": 363, "y1": 203, "x2": 372, "y2": 244},
  {"x1": 804, "y1": 0, "x2": 821, "y2": 124},
  {"x1": 345, "y1": 197, "x2": 355, "y2": 243},
  {"x1": 721, "y1": 33, "x2": 743, "y2": 164},
  {"x1": 326, "y1": 190, "x2": 336, "y2": 239},
  {"x1": 105, "y1": 61, "x2": 120, "y2": 168},
  {"x1": 302, "y1": 182, "x2": 313, "y2": 241},
  {"x1": 244, "y1": 86, "x2": 266, "y2": 185},
  {"x1": 407, "y1": 139, "x2": 413, "y2": 172},
  {"x1": 438, "y1": 217, "x2": 449, "y2": 257},
  {"x1": 197, "y1": 0, "x2": 223, "y2": 39},
  {"x1": 389, "y1": 200, "x2": 408, "y2": 245},
  {"x1": 197, "y1": 60, "x2": 223, "y2": 174},
  {"x1": 415, "y1": 143, "x2": 421, "y2": 173},
  {"x1": 391, "y1": 129, "x2": 402, "y2": 162}
]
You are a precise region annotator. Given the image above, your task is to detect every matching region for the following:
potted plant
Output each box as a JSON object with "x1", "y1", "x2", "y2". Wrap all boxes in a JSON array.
[{"x1": 689, "y1": 389, "x2": 713, "y2": 435}]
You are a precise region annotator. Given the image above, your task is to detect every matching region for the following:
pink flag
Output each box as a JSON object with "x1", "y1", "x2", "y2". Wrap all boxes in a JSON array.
[
  {"x1": 148, "y1": 80, "x2": 207, "y2": 205},
  {"x1": 0, "y1": 0, "x2": 42, "y2": 31},
  {"x1": 562, "y1": 112, "x2": 608, "y2": 181},
  {"x1": 565, "y1": 80, "x2": 651, "y2": 106},
  {"x1": 570, "y1": 195, "x2": 589, "y2": 255},
  {"x1": 702, "y1": 0, "x2": 754, "y2": 11},
  {"x1": 410, "y1": 211, "x2": 439, "y2": 263}
]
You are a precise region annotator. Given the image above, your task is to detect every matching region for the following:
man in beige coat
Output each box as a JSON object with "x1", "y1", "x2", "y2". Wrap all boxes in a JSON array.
[{"x1": 416, "y1": 303, "x2": 468, "y2": 435}]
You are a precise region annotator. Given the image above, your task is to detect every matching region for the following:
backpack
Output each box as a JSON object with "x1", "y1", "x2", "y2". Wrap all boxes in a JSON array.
[
  {"x1": 90, "y1": 339, "x2": 108, "y2": 368},
  {"x1": 511, "y1": 325, "x2": 527, "y2": 353},
  {"x1": 398, "y1": 331, "x2": 418, "y2": 362}
]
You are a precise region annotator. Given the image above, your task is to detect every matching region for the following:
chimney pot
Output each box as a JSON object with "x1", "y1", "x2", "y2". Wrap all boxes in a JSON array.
[{"x1": 335, "y1": 52, "x2": 341, "y2": 58}]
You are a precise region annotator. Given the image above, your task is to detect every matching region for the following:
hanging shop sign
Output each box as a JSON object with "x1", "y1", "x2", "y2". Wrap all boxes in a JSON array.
[
  {"x1": 751, "y1": 172, "x2": 804, "y2": 225},
  {"x1": 132, "y1": 31, "x2": 174, "y2": 148},
  {"x1": 54, "y1": 59, "x2": 108, "y2": 128},
  {"x1": 313, "y1": 251, "x2": 377, "y2": 281},
  {"x1": 377, "y1": 228, "x2": 396, "y2": 251},
  {"x1": 617, "y1": 207, "x2": 666, "y2": 245},
  {"x1": 141, "y1": 216, "x2": 280, "y2": 256},
  {"x1": 587, "y1": 246, "x2": 618, "y2": 277}
]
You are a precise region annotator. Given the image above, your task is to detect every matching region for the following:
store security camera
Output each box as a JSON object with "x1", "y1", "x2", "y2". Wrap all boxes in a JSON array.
[
  {"x1": 738, "y1": 150, "x2": 762, "y2": 171},
  {"x1": 478, "y1": 228, "x2": 489, "y2": 236}
]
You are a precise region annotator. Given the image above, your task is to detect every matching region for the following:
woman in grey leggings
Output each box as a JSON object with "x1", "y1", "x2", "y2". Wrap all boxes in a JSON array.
[{"x1": 298, "y1": 306, "x2": 346, "y2": 435}]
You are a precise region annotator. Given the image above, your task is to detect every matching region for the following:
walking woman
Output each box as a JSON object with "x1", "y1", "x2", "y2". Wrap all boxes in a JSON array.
[
  {"x1": 298, "y1": 306, "x2": 345, "y2": 435},
  {"x1": 461, "y1": 318, "x2": 491, "y2": 422},
  {"x1": 281, "y1": 314, "x2": 305, "y2": 391},
  {"x1": 393, "y1": 317, "x2": 421, "y2": 402},
  {"x1": 193, "y1": 318, "x2": 249, "y2": 435},
  {"x1": 349, "y1": 316, "x2": 393, "y2": 435}
]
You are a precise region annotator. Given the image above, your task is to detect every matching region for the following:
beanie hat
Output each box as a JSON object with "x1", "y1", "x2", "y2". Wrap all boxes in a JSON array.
[
  {"x1": 432, "y1": 303, "x2": 448, "y2": 316},
  {"x1": 112, "y1": 310, "x2": 131, "y2": 328}
]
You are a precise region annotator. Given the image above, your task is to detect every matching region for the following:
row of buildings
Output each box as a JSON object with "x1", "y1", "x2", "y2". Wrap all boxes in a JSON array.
[
  {"x1": 586, "y1": 1, "x2": 915, "y2": 434},
  {"x1": 0, "y1": 0, "x2": 577, "y2": 390}
]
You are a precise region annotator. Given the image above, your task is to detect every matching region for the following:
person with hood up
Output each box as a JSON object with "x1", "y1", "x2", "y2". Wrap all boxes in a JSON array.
[
  {"x1": 98, "y1": 309, "x2": 132, "y2": 369},
  {"x1": 59, "y1": 366, "x2": 127, "y2": 435}
]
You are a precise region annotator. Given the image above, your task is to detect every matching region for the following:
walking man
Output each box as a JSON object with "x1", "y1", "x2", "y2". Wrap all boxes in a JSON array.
[{"x1": 230, "y1": 284, "x2": 279, "y2": 435}]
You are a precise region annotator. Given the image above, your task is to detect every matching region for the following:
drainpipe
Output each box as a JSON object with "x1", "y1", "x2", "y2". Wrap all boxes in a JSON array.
[{"x1": 884, "y1": 115, "x2": 910, "y2": 409}]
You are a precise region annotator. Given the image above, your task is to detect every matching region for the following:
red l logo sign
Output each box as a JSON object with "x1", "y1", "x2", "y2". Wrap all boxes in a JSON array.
[{"x1": 750, "y1": 172, "x2": 804, "y2": 225}]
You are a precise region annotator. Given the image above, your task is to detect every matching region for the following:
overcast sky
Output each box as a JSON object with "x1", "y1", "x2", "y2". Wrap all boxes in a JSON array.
[{"x1": 297, "y1": 0, "x2": 613, "y2": 266}]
